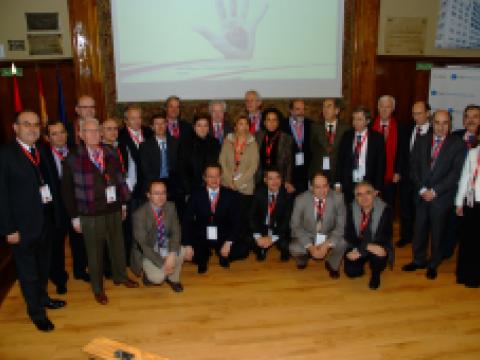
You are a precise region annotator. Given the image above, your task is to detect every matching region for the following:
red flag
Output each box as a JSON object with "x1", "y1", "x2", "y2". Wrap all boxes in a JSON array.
[
  {"x1": 13, "y1": 75, "x2": 22, "y2": 113},
  {"x1": 36, "y1": 69, "x2": 48, "y2": 127}
]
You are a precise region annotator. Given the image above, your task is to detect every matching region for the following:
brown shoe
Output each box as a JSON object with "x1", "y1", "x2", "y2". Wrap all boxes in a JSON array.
[
  {"x1": 94, "y1": 292, "x2": 108, "y2": 305},
  {"x1": 114, "y1": 278, "x2": 139, "y2": 288},
  {"x1": 325, "y1": 261, "x2": 340, "y2": 279}
]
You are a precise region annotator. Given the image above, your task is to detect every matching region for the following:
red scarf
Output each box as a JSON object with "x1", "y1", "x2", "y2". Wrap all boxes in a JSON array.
[{"x1": 372, "y1": 116, "x2": 397, "y2": 183}]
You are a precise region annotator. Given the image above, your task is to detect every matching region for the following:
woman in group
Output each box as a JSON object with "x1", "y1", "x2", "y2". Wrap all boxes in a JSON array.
[
  {"x1": 255, "y1": 107, "x2": 294, "y2": 193},
  {"x1": 219, "y1": 113, "x2": 259, "y2": 243},
  {"x1": 455, "y1": 143, "x2": 480, "y2": 288}
]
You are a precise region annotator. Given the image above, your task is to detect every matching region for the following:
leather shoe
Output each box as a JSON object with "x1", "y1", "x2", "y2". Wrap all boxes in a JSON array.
[
  {"x1": 395, "y1": 238, "x2": 411, "y2": 248},
  {"x1": 94, "y1": 292, "x2": 108, "y2": 305},
  {"x1": 44, "y1": 298, "x2": 66, "y2": 309},
  {"x1": 166, "y1": 279, "x2": 184, "y2": 292},
  {"x1": 280, "y1": 250, "x2": 290, "y2": 262},
  {"x1": 256, "y1": 249, "x2": 267, "y2": 261},
  {"x1": 325, "y1": 261, "x2": 340, "y2": 279},
  {"x1": 114, "y1": 278, "x2": 139, "y2": 288},
  {"x1": 295, "y1": 256, "x2": 308, "y2": 270},
  {"x1": 198, "y1": 263, "x2": 208, "y2": 274},
  {"x1": 402, "y1": 262, "x2": 426, "y2": 272},
  {"x1": 74, "y1": 273, "x2": 90, "y2": 282},
  {"x1": 426, "y1": 267, "x2": 437, "y2": 280},
  {"x1": 56, "y1": 284, "x2": 67, "y2": 295},
  {"x1": 33, "y1": 318, "x2": 54, "y2": 332},
  {"x1": 219, "y1": 257, "x2": 230, "y2": 268},
  {"x1": 369, "y1": 275, "x2": 380, "y2": 290}
]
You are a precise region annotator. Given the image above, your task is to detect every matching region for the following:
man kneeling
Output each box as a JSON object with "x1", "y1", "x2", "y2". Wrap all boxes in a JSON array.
[
  {"x1": 290, "y1": 172, "x2": 347, "y2": 278},
  {"x1": 133, "y1": 180, "x2": 184, "y2": 292},
  {"x1": 344, "y1": 181, "x2": 393, "y2": 290}
]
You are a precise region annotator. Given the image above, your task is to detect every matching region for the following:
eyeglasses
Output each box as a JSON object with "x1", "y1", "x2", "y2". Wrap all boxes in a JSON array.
[{"x1": 18, "y1": 122, "x2": 40, "y2": 128}]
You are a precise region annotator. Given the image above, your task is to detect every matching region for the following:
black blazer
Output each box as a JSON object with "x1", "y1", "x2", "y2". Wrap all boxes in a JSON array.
[
  {"x1": 209, "y1": 121, "x2": 233, "y2": 144},
  {"x1": 0, "y1": 141, "x2": 61, "y2": 240},
  {"x1": 177, "y1": 134, "x2": 220, "y2": 195},
  {"x1": 410, "y1": 133, "x2": 466, "y2": 205},
  {"x1": 249, "y1": 185, "x2": 292, "y2": 241},
  {"x1": 139, "y1": 135, "x2": 180, "y2": 193},
  {"x1": 336, "y1": 129, "x2": 386, "y2": 199},
  {"x1": 168, "y1": 119, "x2": 192, "y2": 143},
  {"x1": 118, "y1": 125, "x2": 153, "y2": 197},
  {"x1": 452, "y1": 128, "x2": 477, "y2": 151},
  {"x1": 182, "y1": 186, "x2": 240, "y2": 246}
]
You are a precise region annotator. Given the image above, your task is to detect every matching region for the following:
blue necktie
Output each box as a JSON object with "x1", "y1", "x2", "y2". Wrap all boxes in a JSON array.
[{"x1": 159, "y1": 141, "x2": 168, "y2": 178}]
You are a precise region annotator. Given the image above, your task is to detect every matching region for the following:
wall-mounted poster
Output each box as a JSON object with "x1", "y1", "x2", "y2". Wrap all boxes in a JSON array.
[
  {"x1": 25, "y1": 12, "x2": 59, "y2": 31},
  {"x1": 28, "y1": 34, "x2": 63, "y2": 55},
  {"x1": 385, "y1": 17, "x2": 427, "y2": 55}
]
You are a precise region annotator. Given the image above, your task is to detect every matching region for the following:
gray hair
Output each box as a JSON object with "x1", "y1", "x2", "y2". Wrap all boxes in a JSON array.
[
  {"x1": 79, "y1": 117, "x2": 100, "y2": 133},
  {"x1": 245, "y1": 89, "x2": 262, "y2": 102},
  {"x1": 209, "y1": 100, "x2": 227, "y2": 113},
  {"x1": 378, "y1": 95, "x2": 396, "y2": 111}
]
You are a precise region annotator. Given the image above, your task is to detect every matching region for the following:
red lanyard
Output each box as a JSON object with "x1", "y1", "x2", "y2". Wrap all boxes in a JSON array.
[
  {"x1": 127, "y1": 127, "x2": 143, "y2": 145},
  {"x1": 326, "y1": 125, "x2": 335, "y2": 145},
  {"x1": 354, "y1": 132, "x2": 368, "y2": 155},
  {"x1": 471, "y1": 152, "x2": 480, "y2": 187},
  {"x1": 268, "y1": 194, "x2": 277, "y2": 216},
  {"x1": 116, "y1": 147, "x2": 126, "y2": 174},
  {"x1": 209, "y1": 190, "x2": 220, "y2": 213},
  {"x1": 265, "y1": 132, "x2": 280, "y2": 164},
  {"x1": 249, "y1": 114, "x2": 259, "y2": 135},
  {"x1": 20, "y1": 145, "x2": 40, "y2": 167},
  {"x1": 234, "y1": 137, "x2": 246, "y2": 169},
  {"x1": 90, "y1": 147, "x2": 105, "y2": 173},
  {"x1": 51, "y1": 146, "x2": 66, "y2": 161},
  {"x1": 315, "y1": 198, "x2": 326, "y2": 221},
  {"x1": 151, "y1": 206, "x2": 164, "y2": 227},
  {"x1": 169, "y1": 121, "x2": 180, "y2": 138},
  {"x1": 431, "y1": 137, "x2": 445, "y2": 163},
  {"x1": 360, "y1": 210, "x2": 370, "y2": 234}
]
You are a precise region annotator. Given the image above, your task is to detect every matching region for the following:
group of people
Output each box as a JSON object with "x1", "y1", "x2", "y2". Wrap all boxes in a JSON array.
[{"x1": 1, "y1": 90, "x2": 479, "y2": 333}]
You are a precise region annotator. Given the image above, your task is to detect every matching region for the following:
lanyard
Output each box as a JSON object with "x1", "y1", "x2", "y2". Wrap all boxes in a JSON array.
[
  {"x1": 315, "y1": 198, "x2": 326, "y2": 221},
  {"x1": 234, "y1": 137, "x2": 246, "y2": 169},
  {"x1": 116, "y1": 147, "x2": 126, "y2": 174},
  {"x1": 51, "y1": 146, "x2": 66, "y2": 161},
  {"x1": 354, "y1": 132, "x2": 368, "y2": 158},
  {"x1": 268, "y1": 194, "x2": 277, "y2": 216},
  {"x1": 169, "y1": 121, "x2": 180, "y2": 138},
  {"x1": 249, "y1": 113, "x2": 259, "y2": 134},
  {"x1": 360, "y1": 210, "x2": 370, "y2": 235},
  {"x1": 291, "y1": 120, "x2": 304, "y2": 149},
  {"x1": 151, "y1": 206, "x2": 164, "y2": 227},
  {"x1": 265, "y1": 132, "x2": 280, "y2": 165},
  {"x1": 127, "y1": 127, "x2": 143, "y2": 145},
  {"x1": 471, "y1": 152, "x2": 480, "y2": 188},
  {"x1": 214, "y1": 122, "x2": 223, "y2": 139},
  {"x1": 20, "y1": 144, "x2": 44, "y2": 184},
  {"x1": 326, "y1": 125, "x2": 335, "y2": 145},
  {"x1": 209, "y1": 189, "x2": 220, "y2": 222}
]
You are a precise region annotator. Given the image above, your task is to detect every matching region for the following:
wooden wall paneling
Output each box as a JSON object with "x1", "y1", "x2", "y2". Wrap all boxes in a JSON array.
[{"x1": 68, "y1": 0, "x2": 106, "y2": 121}]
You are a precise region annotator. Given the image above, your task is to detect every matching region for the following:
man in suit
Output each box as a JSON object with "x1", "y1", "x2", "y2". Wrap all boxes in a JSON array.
[
  {"x1": 371, "y1": 95, "x2": 407, "y2": 208},
  {"x1": 336, "y1": 106, "x2": 386, "y2": 204},
  {"x1": 0, "y1": 111, "x2": 66, "y2": 332},
  {"x1": 245, "y1": 90, "x2": 263, "y2": 134},
  {"x1": 290, "y1": 172, "x2": 347, "y2": 278},
  {"x1": 62, "y1": 118, "x2": 139, "y2": 305},
  {"x1": 182, "y1": 164, "x2": 249, "y2": 273},
  {"x1": 139, "y1": 110, "x2": 182, "y2": 216},
  {"x1": 344, "y1": 181, "x2": 393, "y2": 290},
  {"x1": 165, "y1": 95, "x2": 192, "y2": 142},
  {"x1": 397, "y1": 101, "x2": 432, "y2": 248},
  {"x1": 402, "y1": 110, "x2": 465, "y2": 280},
  {"x1": 282, "y1": 99, "x2": 312, "y2": 194},
  {"x1": 249, "y1": 167, "x2": 292, "y2": 262},
  {"x1": 310, "y1": 98, "x2": 349, "y2": 185},
  {"x1": 133, "y1": 180, "x2": 184, "y2": 292},
  {"x1": 209, "y1": 100, "x2": 233, "y2": 145},
  {"x1": 443, "y1": 104, "x2": 480, "y2": 258}
]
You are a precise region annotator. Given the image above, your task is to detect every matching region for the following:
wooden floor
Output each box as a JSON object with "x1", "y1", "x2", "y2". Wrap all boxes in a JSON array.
[{"x1": 1, "y1": 239, "x2": 479, "y2": 360}]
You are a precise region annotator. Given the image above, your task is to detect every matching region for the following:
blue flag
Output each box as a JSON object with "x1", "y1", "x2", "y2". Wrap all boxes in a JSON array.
[{"x1": 56, "y1": 69, "x2": 67, "y2": 125}]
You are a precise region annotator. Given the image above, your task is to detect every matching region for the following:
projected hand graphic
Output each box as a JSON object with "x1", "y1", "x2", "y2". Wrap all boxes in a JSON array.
[{"x1": 194, "y1": 0, "x2": 268, "y2": 59}]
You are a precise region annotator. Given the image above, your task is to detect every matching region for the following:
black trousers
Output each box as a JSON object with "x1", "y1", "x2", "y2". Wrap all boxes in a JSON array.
[
  {"x1": 456, "y1": 203, "x2": 480, "y2": 287},
  {"x1": 49, "y1": 226, "x2": 68, "y2": 288},
  {"x1": 344, "y1": 252, "x2": 388, "y2": 278},
  {"x1": 11, "y1": 209, "x2": 53, "y2": 321},
  {"x1": 382, "y1": 182, "x2": 397, "y2": 209},
  {"x1": 193, "y1": 240, "x2": 249, "y2": 267},
  {"x1": 252, "y1": 235, "x2": 290, "y2": 256},
  {"x1": 399, "y1": 178, "x2": 415, "y2": 242},
  {"x1": 68, "y1": 226, "x2": 88, "y2": 278}
]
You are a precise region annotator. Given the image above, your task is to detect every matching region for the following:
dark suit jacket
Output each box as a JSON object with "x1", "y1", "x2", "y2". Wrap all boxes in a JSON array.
[
  {"x1": 336, "y1": 129, "x2": 386, "y2": 200},
  {"x1": 410, "y1": 133, "x2": 466, "y2": 206},
  {"x1": 177, "y1": 134, "x2": 220, "y2": 195},
  {"x1": 249, "y1": 185, "x2": 292, "y2": 243},
  {"x1": 118, "y1": 125, "x2": 153, "y2": 197},
  {"x1": 0, "y1": 140, "x2": 61, "y2": 240},
  {"x1": 310, "y1": 120, "x2": 350, "y2": 184},
  {"x1": 139, "y1": 135, "x2": 180, "y2": 194},
  {"x1": 182, "y1": 186, "x2": 240, "y2": 246},
  {"x1": 452, "y1": 129, "x2": 477, "y2": 152},
  {"x1": 281, "y1": 118, "x2": 313, "y2": 191},
  {"x1": 255, "y1": 130, "x2": 293, "y2": 184},
  {"x1": 209, "y1": 121, "x2": 233, "y2": 145}
]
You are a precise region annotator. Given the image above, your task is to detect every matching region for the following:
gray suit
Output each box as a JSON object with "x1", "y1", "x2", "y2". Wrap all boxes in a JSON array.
[{"x1": 290, "y1": 190, "x2": 347, "y2": 270}]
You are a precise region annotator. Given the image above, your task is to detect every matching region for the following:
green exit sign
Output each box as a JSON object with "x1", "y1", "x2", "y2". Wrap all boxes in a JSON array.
[
  {"x1": 416, "y1": 62, "x2": 433, "y2": 71},
  {"x1": 0, "y1": 67, "x2": 23, "y2": 77}
]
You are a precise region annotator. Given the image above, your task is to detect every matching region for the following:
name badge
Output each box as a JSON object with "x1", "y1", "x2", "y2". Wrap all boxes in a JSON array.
[
  {"x1": 207, "y1": 226, "x2": 218, "y2": 241},
  {"x1": 295, "y1": 152, "x2": 304, "y2": 166},
  {"x1": 315, "y1": 233, "x2": 326, "y2": 245},
  {"x1": 105, "y1": 185, "x2": 117, "y2": 203},
  {"x1": 40, "y1": 184, "x2": 53, "y2": 204},
  {"x1": 322, "y1": 156, "x2": 331, "y2": 170},
  {"x1": 233, "y1": 172, "x2": 242, "y2": 181}
]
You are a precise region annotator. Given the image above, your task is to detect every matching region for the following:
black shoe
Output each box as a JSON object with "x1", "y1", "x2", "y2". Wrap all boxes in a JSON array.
[
  {"x1": 295, "y1": 256, "x2": 308, "y2": 270},
  {"x1": 198, "y1": 263, "x2": 208, "y2": 274},
  {"x1": 369, "y1": 275, "x2": 380, "y2": 290},
  {"x1": 56, "y1": 284, "x2": 67, "y2": 295},
  {"x1": 256, "y1": 249, "x2": 267, "y2": 261},
  {"x1": 402, "y1": 262, "x2": 427, "y2": 272},
  {"x1": 166, "y1": 279, "x2": 184, "y2": 293},
  {"x1": 464, "y1": 282, "x2": 480, "y2": 288},
  {"x1": 142, "y1": 274, "x2": 158, "y2": 287},
  {"x1": 325, "y1": 262, "x2": 340, "y2": 279},
  {"x1": 33, "y1": 318, "x2": 54, "y2": 332},
  {"x1": 44, "y1": 298, "x2": 66, "y2": 309},
  {"x1": 74, "y1": 273, "x2": 90, "y2": 282},
  {"x1": 280, "y1": 250, "x2": 290, "y2": 262},
  {"x1": 426, "y1": 267, "x2": 437, "y2": 280},
  {"x1": 104, "y1": 271, "x2": 112, "y2": 279},
  {"x1": 395, "y1": 238, "x2": 411, "y2": 248},
  {"x1": 219, "y1": 257, "x2": 230, "y2": 268}
]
